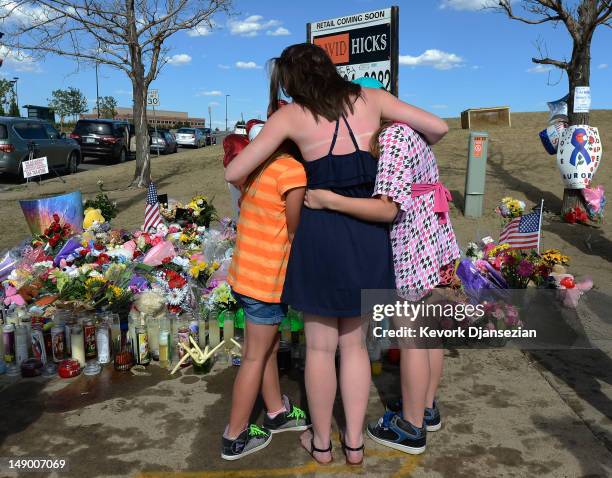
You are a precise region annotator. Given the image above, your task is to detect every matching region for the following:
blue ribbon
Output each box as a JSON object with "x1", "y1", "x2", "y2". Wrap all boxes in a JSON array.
[{"x1": 569, "y1": 128, "x2": 591, "y2": 166}]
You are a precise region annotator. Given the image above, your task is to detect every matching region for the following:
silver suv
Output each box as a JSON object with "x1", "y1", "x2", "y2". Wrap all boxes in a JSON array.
[{"x1": 0, "y1": 117, "x2": 81, "y2": 178}]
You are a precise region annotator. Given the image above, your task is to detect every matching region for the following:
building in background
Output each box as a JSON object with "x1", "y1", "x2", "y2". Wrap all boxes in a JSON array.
[
  {"x1": 23, "y1": 105, "x2": 56, "y2": 122},
  {"x1": 81, "y1": 107, "x2": 205, "y2": 128}
]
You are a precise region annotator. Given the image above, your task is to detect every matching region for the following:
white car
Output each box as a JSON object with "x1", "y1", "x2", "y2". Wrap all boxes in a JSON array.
[
  {"x1": 234, "y1": 124, "x2": 247, "y2": 135},
  {"x1": 175, "y1": 128, "x2": 205, "y2": 148}
]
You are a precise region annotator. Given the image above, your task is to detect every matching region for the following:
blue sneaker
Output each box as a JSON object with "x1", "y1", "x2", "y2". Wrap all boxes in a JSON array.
[
  {"x1": 366, "y1": 411, "x2": 426, "y2": 454},
  {"x1": 387, "y1": 399, "x2": 441, "y2": 432}
]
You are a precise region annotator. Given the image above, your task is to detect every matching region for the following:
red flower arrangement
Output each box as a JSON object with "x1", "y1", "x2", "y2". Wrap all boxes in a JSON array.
[
  {"x1": 34, "y1": 213, "x2": 73, "y2": 251},
  {"x1": 563, "y1": 206, "x2": 589, "y2": 224}
]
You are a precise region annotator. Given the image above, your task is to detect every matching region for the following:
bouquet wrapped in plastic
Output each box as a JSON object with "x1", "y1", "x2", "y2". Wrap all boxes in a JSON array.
[{"x1": 581, "y1": 186, "x2": 606, "y2": 223}]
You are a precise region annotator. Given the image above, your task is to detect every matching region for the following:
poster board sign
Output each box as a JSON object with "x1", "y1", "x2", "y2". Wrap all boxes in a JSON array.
[
  {"x1": 22, "y1": 156, "x2": 49, "y2": 179},
  {"x1": 307, "y1": 6, "x2": 399, "y2": 95},
  {"x1": 19, "y1": 191, "x2": 84, "y2": 235},
  {"x1": 573, "y1": 87, "x2": 591, "y2": 114}
]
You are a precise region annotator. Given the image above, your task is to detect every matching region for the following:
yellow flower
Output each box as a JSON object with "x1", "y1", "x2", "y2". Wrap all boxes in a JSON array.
[
  {"x1": 109, "y1": 285, "x2": 123, "y2": 298},
  {"x1": 487, "y1": 243, "x2": 510, "y2": 257}
]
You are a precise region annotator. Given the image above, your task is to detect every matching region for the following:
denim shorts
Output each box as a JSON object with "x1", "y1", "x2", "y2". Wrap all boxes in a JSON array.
[{"x1": 233, "y1": 292, "x2": 288, "y2": 325}]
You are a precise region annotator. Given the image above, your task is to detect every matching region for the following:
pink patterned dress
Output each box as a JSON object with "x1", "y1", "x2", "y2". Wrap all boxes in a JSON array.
[{"x1": 373, "y1": 123, "x2": 460, "y2": 300}]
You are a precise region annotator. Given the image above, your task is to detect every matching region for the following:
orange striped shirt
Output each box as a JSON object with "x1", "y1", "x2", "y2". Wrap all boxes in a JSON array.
[{"x1": 227, "y1": 155, "x2": 306, "y2": 303}]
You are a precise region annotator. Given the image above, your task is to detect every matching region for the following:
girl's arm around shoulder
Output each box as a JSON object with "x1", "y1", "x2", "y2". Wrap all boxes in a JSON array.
[
  {"x1": 370, "y1": 89, "x2": 449, "y2": 145},
  {"x1": 305, "y1": 189, "x2": 398, "y2": 223},
  {"x1": 285, "y1": 187, "x2": 306, "y2": 242},
  {"x1": 224, "y1": 107, "x2": 292, "y2": 185}
]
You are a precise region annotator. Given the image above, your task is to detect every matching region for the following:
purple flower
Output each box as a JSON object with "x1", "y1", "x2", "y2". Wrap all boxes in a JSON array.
[
  {"x1": 517, "y1": 260, "x2": 534, "y2": 278},
  {"x1": 129, "y1": 274, "x2": 149, "y2": 292}
]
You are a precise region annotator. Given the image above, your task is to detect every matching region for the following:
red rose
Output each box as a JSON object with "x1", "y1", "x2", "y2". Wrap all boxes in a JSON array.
[
  {"x1": 560, "y1": 277, "x2": 575, "y2": 289},
  {"x1": 79, "y1": 249, "x2": 89, "y2": 256},
  {"x1": 161, "y1": 256, "x2": 172, "y2": 264},
  {"x1": 96, "y1": 254, "x2": 110, "y2": 265},
  {"x1": 94, "y1": 243, "x2": 105, "y2": 251},
  {"x1": 564, "y1": 210, "x2": 577, "y2": 224},
  {"x1": 53, "y1": 213, "x2": 60, "y2": 223}
]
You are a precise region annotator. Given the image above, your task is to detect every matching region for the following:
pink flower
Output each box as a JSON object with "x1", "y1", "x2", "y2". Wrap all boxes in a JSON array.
[
  {"x1": 517, "y1": 260, "x2": 534, "y2": 278},
  {"x1": 486, "y1": 322, "x2": 496, "y2": 331}
]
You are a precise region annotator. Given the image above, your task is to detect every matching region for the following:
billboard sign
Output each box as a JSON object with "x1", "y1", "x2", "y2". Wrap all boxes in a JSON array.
[{"x1": 307, "y1": 7, "x2": 399, "y2": 95}]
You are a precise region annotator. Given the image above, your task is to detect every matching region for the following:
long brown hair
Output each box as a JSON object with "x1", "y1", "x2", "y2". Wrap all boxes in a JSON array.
[
  {"x1": 369, "y1": 121, "x2": 394, "y2": 159},
  {"x1": 243, "y1": 140, "x2": 303, "y2": 194},
  {"x1": 268, "y1": 43, "x2": 362, "y2": 122}
]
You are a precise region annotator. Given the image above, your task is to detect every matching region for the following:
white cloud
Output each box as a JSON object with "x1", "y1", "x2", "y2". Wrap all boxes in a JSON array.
[
  {"x1": 527, "y1": 64, "x2": 553, "y2": 74},
  {"x1": 167, "y1": 53, "x2": 192, "y2": 66},
  {"x1": 228, "y1": 15, "x2": 282, "y2": 37},
  {"x1": 209, "y1": 101, "x2": 220, "y2": 107},
  {"x1": 439, "y1": 0, "x2": 497, "y2": 10},
  {"x1": 197, "y1": 90, "x2": 223, "y2": 97},
  {"x1": 0, "y1": 46, "x2": 41, "y2": 72},
  {"x1": 598, "y1": 63, "x2": 608, "y2": 69},
  {"x1": 188, "y1": 24, "x2": 213, "y2": 37},
  {"x1": 266, "y1": 27, "x2": 290, "y2": 36},
  {"x1": 399, "y1": 49, "x2": 464, "y2": 70},
  {"x1": 235, "y1": 61, "x2": 262, "y2": 69},
  {"x1": 218, "y1": 64, "x2": 231, "y2": 69}
]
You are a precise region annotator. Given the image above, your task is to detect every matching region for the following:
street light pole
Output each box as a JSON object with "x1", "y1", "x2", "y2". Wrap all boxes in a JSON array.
[
  {"x1": 12, "y1": 77, "x2": 19, "y2": 112},
  {"x1": 95, "y1": 62, "x2": 100, "y2": 118},
  {"x1": 208, "y1": 105, "x2": 212, "y2": 130},
  {"x1": 225, "y1": 94, "x2": 230, "y2": 132}
]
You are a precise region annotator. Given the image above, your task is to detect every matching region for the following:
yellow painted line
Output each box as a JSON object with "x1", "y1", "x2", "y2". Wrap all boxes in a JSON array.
[{"x1": 138, "y1": 449, "x2": 421, "y2": 478}]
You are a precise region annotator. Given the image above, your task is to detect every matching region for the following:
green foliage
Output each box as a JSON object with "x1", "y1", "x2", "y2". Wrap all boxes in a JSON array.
[
  {"x1": 83, "y1": 180, "x2": 119, "y2": 221},
  {"x1": 98, "y1": 96, "x2": 118, "y2": 119},
  {"x1": 8, "y1": 98, "x2": 19, "y2": 117},
  {"x1": 48, "y1": 87, "x2": 88, "y2": 124}
]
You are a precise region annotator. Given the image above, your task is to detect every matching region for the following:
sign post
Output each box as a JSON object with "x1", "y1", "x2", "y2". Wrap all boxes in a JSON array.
[
  {"x1": 307, "y1": 6, "x2": 399, "y2": 95},
  {"x1": 147, "y1": 90, "x2": 160, "y2": 157}
]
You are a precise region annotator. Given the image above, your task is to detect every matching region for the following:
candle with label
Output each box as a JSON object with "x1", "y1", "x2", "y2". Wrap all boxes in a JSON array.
[
  {"x1": 208, "y1": 311, "x2": 220, "y2": 348},
  {"x1": 70, "y1": 325, "x2": 85, "y2": 367}
]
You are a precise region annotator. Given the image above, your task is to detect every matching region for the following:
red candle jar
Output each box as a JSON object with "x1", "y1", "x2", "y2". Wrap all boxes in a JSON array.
[{"x1": 58, "y1": 359, "x2": 82, "y2": 378}]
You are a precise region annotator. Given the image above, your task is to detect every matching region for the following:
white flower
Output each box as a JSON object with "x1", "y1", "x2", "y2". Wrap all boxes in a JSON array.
[{"x1": 172, "y1": 256, "x2": 190, "y2": 268}]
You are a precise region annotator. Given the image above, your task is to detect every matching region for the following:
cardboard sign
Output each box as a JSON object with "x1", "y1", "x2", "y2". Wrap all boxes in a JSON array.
[
  {"x1": 308, "y1": 7, "x2": 399, "y2": 95},
  {"x1": 22, "y1": 156, "x2": 49, "y2": 179},
  {"x1": 557, "y1": 125, "x2": 602, "y2": 189}
]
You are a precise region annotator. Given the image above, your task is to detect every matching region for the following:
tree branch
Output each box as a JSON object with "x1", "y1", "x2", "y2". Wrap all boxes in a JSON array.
[{"x1": 532, "y1": 56, "x2": 570, "y2": 70}]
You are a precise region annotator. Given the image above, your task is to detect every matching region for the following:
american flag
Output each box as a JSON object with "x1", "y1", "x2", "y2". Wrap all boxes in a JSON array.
[
  {"x1": 499, "y1": 207, "x2": 542, "y2": 250},
  {"x1": 144, "y1": 181, "x2": 163, "y2": 232}
]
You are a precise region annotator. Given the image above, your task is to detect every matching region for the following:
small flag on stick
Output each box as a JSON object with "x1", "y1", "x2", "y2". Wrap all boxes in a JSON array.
[
  {"x1": 144, "y1": 181, "x2": 162, "y2": 232},
  {"x1": 499, "y1": 200, "x2": 543, "y2": 251}
]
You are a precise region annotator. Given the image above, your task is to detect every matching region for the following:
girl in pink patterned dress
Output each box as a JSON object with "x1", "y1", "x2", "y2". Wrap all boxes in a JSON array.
[{"x1": 305, "y1": 121, "x2": 460, "y2": 454}]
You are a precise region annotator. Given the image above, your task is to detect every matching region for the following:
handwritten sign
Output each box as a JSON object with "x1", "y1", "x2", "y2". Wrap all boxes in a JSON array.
[
  {"x1": 22, "y1": 157, "x2": 49, "y2": 179},
  {"x1": 573, "y1": 87, "x2": 591, "y2": 114}
]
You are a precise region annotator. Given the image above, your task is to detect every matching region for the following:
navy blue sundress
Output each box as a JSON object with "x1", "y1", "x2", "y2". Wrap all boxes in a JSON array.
[{"x1": 282, "y1": 115, "x2": 396, "y2": 317}]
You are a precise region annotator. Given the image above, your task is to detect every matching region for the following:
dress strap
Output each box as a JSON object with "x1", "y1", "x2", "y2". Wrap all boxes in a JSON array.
[
  {"x1": 328, "y1": 119, "x2": 341, "y2": 155},
  {"x1": 341, "y1": 115, "x2": 360, "y2": 152}
]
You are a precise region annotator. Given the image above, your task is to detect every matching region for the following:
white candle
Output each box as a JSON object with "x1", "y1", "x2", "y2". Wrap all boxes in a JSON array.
[
  {"x1": 208, "y1": 312, "x2": 220, "y2": 348},
  {"x1": 71, "y1": 325, "x2": 85, "y2": 367}
]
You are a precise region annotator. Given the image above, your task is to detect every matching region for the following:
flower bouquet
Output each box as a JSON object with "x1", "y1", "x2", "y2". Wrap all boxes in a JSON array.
[{"x1": 495, "y1": 197, "x2": 525, "y2": 221}]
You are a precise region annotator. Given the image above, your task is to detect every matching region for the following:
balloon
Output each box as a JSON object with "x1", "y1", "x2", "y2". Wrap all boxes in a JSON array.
[{"x1": 557, "y1": 125, "x2": 603, "y2": 189}]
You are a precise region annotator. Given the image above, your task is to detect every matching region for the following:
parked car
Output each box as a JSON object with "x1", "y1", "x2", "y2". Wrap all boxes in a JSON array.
[
  {"x1": 0, "y1": 116, "x2": 81, "y2": 178},
  {"x1": 175, "y1": 127, "x2": 205, "y2": 148},
  {"x1": 234, "y1": 123, "x2": 247, "y2": 135},
  {"x1": 203, "y1": 127, "x2": 217, "y2": 146},
  {"x1": 150, "y1": 129, "x2": 178, "y2": 155},
  {"x1": 70, "y1": 119, "x2": 130, "y2": 163}
]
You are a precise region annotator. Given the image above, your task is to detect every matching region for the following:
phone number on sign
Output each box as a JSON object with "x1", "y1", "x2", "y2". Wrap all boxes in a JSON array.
[
  {"x1": 340, "y1": 68, "x2": 391, "y2": 90},
  {"x1": 2, "y1": 458, "x2": 69, "y2": 472}
]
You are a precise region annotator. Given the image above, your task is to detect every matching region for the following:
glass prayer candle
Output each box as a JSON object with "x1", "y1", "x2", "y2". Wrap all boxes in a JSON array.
[
  {"x1": 70, "y1": 324, "x2": 85, "y2": 367},
  {"x1": 208, "y1": 311, "x2": 220, "y2": 348},
  {"x1": 147, "y1": 316, "x2": 160, "y2": 361}
]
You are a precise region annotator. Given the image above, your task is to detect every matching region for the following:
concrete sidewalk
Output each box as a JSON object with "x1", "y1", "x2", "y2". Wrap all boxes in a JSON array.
[{"x1": 1, "y1": 346, "x2": 611, "y2": 478}]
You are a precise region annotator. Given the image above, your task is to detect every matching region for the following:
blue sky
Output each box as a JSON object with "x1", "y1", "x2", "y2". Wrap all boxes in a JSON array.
[{"x1": 2, "y1": 0, "x2": 611, "y2": 129}]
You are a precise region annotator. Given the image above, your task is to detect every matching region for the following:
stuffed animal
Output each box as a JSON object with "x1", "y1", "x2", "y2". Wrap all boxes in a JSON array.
[{"x1": 83, "y1": 208, "x2": 106, "y2": 230}]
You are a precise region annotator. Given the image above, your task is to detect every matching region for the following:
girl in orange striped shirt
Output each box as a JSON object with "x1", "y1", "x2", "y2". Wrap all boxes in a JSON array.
[{"x1": 221, "y1": 125, "x2": 310, "y2": 461}]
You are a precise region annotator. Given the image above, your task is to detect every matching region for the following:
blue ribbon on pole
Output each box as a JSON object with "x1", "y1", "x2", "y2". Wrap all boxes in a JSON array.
[{"x1": 569, "y1": 128, "x2": 591, "y2": 166}]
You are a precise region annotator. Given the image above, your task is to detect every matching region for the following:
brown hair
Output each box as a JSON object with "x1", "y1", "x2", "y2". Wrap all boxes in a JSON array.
[
  {"x1": 243, "y1": 140, "x2": 303, "y2": 195},
  {"x1": 369, "y1": 121, "x2": 394, "y2": 159},
  {"x1": 268, "y1": 43, "x2": 362, "y2": 122}
]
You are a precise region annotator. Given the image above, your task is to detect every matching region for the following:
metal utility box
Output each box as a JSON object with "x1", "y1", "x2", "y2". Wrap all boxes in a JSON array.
[{"x1": 464, "y1": 132, "x2": 489, "y2": 218}]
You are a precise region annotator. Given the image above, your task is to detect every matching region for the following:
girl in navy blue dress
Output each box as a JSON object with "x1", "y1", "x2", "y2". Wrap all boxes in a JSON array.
[{"x1": 225, "y1": 43, "x2": 449, "y2": 465}]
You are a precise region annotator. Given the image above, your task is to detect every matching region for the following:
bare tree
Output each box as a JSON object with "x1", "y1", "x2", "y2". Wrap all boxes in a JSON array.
[
  {"x1": 0, "y1": 0, "x2": 232, "y2": 187},
  {"x1": 496, "y1": 1, "x2": 612, "y2": 214}
]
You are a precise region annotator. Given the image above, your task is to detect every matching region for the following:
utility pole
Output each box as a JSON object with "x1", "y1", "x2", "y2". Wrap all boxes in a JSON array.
[
  {"x1": 208, "y1": 105, "x2": 212, "y2": 129},
  {"x1": 225, "y1": 94, "x2": 230, "y2": 132},
  {"x1": 95, "y1": 63, "x2": 100, "y2": 118}
]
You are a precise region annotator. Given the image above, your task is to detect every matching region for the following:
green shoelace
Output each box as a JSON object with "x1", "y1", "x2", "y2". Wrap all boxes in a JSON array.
[
  {"x1": 249, "y1": 424, "x2": 268, "y2": 437},
  {"x1": 287, "y1": 406, "x2": 306, "y2": 421}
]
